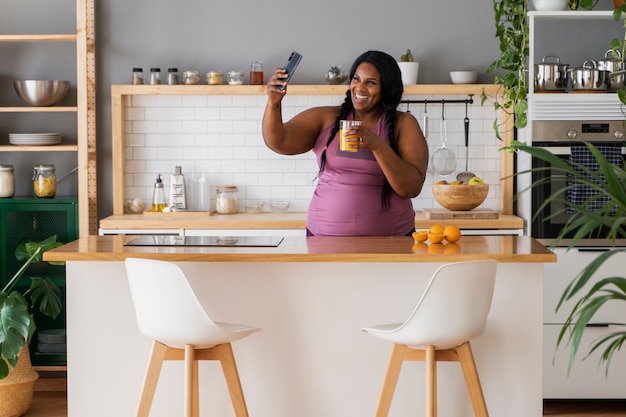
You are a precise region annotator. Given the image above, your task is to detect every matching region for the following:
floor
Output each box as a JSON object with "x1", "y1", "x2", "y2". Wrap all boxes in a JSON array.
[{"x1": 24, "y1": 392, "x2": 626, "y2": 417}]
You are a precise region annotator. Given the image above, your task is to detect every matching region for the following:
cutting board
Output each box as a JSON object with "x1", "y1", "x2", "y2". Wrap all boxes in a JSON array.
[{"x1": 422, "y1": 208, "x2": 499, "y2": 220}]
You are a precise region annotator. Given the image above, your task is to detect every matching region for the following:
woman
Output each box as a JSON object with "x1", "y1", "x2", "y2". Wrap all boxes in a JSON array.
[{"x1": 262, "y1": 50, "x2": 428, "y2": 236}]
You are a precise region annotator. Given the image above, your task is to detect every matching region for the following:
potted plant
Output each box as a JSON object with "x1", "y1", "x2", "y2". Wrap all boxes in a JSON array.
[
  {"x1": 507, "y1": 141, "x2": 626, "y2": 375},
  {"x1": 397, "y1": 49, "x2": 419, "y2": 85},
  {"x1": 483, "y1": 0, "x2": 529, "y2": 140},
  {"x1": 0, "y1": 235, "x2": 63, "y2": 416}
]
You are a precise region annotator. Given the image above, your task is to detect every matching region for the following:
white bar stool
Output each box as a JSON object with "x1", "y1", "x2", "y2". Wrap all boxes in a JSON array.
[
  {"x1": 362, "y1": 260, "x2": 498, "y2": 417},
  {"x1": 125, "y1": 258, "x2": 261, "y2": 417}
]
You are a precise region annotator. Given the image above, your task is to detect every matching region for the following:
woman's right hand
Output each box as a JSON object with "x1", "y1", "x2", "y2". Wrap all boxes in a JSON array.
[{"x1": 266, "y1": 68, "x2": 289, "y2": 101}]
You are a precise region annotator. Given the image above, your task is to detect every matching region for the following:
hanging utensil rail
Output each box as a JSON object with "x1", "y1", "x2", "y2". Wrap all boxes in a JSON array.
[{"x1": 402, "y1": 94, "x2": 474, "y2": 107}]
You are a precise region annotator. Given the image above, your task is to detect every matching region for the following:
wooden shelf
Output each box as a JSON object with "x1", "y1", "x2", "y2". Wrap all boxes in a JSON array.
[
  {"x1": 0, "y1": 145, "x2": 77, "y2": 152},
  {"x1": 0, "y1": 107, "x2": 78, "y2": 113},
  {"x1": 0, "y1": 34, "x2": 77, "y2": 42}
]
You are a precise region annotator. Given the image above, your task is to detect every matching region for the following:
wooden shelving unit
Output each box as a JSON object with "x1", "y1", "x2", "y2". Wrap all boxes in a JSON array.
[{"x1": 0, "y1": 0, "x2": 97, "y2": 236}]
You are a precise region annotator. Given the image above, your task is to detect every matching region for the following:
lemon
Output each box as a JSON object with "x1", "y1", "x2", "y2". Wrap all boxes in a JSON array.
[{"x1": 469, "y1": 176, "x2": 485, "y2": 185}]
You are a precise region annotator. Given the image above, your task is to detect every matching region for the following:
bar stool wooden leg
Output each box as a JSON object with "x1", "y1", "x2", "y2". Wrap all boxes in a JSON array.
[
  {"x1": 375, "y1": 344, "x2": 408, "y2": 417},
  {"x1": 425, "y1": 345, "x2": 436, "y2": 417},
  {"x1": 136, "y1": 341, "x2": 168, "y2": 417},
  {"x1": 215, "y1": 343, "x2": 250, "y2": 417},
  {"x1": 184, "y1": 344, "x2": 195, "y2": 417},
  {"x1": 456, "y1": 342, "x2": 489, "y2": 417}
]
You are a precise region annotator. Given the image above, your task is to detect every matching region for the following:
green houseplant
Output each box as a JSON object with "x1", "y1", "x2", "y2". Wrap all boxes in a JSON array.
[{"x1": 0, "y1": 235, "x2": 63, "y2": 380}]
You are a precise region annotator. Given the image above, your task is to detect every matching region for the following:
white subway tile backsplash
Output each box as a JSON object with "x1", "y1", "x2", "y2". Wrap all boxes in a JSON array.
[{"x1": 124, "y1": 93, "x2": 503, "y2": 213}]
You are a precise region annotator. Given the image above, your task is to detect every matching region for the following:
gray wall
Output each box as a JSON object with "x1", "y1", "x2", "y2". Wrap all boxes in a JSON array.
[{"x1": 2, "y1": 0, "x2": 623, "y2": 220}]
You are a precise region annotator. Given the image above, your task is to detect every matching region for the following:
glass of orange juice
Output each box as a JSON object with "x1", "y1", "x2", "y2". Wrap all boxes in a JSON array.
[{"x1": 339, "y1": 120, "x2": 362, "y2": 152}]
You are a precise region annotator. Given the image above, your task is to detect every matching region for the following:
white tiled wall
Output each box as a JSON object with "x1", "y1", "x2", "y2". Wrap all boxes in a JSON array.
[{"x1": 123, "y1": 93, "x2": 502, "y2": 213}]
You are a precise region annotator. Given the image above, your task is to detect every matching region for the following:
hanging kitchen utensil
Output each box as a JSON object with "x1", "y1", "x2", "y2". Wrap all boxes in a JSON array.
[
  {"x1": 456, "y1": 101, "x2": 476, "y2": 183},
  {"x1": 422, "y1": 100, "x2": 428, "y2": 140},
  {"x1": 430, "y1": 103, "x2": 456, "y2": 176}
]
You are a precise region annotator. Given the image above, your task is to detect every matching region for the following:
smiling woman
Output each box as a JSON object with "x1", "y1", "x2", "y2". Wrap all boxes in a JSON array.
[{"x1": 262, "y1": 50, "x2": 429, "y2": 237}]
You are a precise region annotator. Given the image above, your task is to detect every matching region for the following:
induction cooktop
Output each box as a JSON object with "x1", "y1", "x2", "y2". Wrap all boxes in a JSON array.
[{"x1": 125, "y1": 235, "x2": 284, "y2": 247}]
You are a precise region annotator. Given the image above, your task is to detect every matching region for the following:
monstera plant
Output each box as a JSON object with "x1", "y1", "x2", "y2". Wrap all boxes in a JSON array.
[{"x1": 0, "y1": 235, "x2": 63, "y2": 379}]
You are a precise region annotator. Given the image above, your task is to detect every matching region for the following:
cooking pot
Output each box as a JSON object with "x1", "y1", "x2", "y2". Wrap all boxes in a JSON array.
[
  {"x1": 568, "y1": 60, "x2": 610, "y2": 92},
  {"x1": 597, "y1": 49, "x2": 624, "y2": 92},
  {"x1": 534, "y1": 53, "x2": 569, "y2": 92}
]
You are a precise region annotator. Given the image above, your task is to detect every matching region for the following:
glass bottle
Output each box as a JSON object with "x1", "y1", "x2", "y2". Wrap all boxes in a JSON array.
[
  {"x1": 0, "y1": 164, "x2": 15, "y2": 198},
  {"x1": 150, "y1": 67, "x2": 162, "y2": 85},
  {"x1": 227, "y1": 71, "x2": 244, "y2": 85},
  {"x1": 151, "y1": 174, "x2": 167, "y2": 212},
  {"x1": 167, "y1": 68, "x2": 180, "y2": 85},
  {"x1": 216, "y1": 185, "x2": 238, "y2": 214},
  {"x1": 183, "y1": 70, "x2": 200, "y2": 85},
  {"x1": 33, "y1": 164, "x2": 56, "y2": 198},
  {"x1": 132, "y1": 67, "x2": 144, "y2": 85},
  {"x1": 250, "y1": 61, "x2": 264, "y2": 85},
  {"x1": 206, "y1": 71, "x2": 223, "y2": 85}
]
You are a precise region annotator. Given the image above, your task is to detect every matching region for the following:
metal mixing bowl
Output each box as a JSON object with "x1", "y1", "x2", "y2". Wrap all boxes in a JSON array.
[{"x1": 13, "y1": 80, "x2": 70, "y2": 106}]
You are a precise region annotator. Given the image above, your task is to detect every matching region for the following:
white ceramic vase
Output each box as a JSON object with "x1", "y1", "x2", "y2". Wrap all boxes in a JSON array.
[{"x1": 397, "y1": 62, "x2": 419, "y2": 85}]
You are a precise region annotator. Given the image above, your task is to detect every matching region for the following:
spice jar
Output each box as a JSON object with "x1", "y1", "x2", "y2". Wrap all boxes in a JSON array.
[
  {"x1": 132, "y1": 67, "x2": 144, "y2": 85},
  {"x1": 167, "y1": 68, "x2": 180, "y2": 85},
  {"x1": 250, "y1": 61, "x2": 264, "y2": 85},
  {"x1": 206, "y1": 71, "x2": 223, "y2": 85},
  {"x1": 33, "y1": 164, "x2": 56, "y2": 198},
  {"x1": 216, "y1": 185, "x2": 238, "y2": 214},
  {"x1": 150, "y1": 67, "x2": 162, "y2": 85},
  {"x1": 183, "y1": 70, "x2": 200, "y2": 85},
  {"x1": 0, "y1": 164, "x2": 15, "y2": 198},
  {"x1": 227, "y1": 71, "x2": 244, "y2": 85}
]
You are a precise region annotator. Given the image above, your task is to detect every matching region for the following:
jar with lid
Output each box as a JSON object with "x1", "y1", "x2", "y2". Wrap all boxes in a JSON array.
[
  {"x1": 0, "y1": 164, "x2": 15, "y2": 198},
  {"x1": 227, "y1": 71, "x2": 245, "y2": 85},
  {"x1": 216, "y1": 185, "x2": 238, "y2": 214},
  {"x1": 33, "y1": 164, "x2": 56, "y2": 198},
  {"x1": 167, "y1": 68, "x2": 180, "y2": 85},
  {"x1": 206, "y1": 71, "x2": 223, "y2": 85},
  {"x1": 150, "y1": 67, "x2": 162, "y2": 85},
  {"x1": 250, "y1": 61, "x2": 264, "y2": 85},
  {"x1": 183, "y1": 70, "x2": 200, "y2": 85},
  {"x1": 132, "y1": 67, "x2": 144, "y2": 85}
]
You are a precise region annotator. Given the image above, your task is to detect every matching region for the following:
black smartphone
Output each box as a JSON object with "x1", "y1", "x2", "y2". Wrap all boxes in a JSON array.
[{"x1": 278, "y1": 51, "x2": 302, "y2": 91}]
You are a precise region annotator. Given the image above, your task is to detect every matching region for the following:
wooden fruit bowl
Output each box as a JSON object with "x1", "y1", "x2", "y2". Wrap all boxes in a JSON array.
[{"x1": 432, "y1": 183, "x2": 489, "y2": 211}]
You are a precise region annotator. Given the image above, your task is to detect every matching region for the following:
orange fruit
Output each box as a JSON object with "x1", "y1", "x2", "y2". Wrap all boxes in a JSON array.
[
  {"x1": 412, "y1": 230, "x2": 428, "y2": 242},
  {"x1": 429, "y1": 224, "x2": 445, "y2": 235},
  {"x1": 427, "y1": 232, "x2": 445, "y2": 244},
  {"x1": 443, "y1": 225, "x2": 462, "y2": 243}
]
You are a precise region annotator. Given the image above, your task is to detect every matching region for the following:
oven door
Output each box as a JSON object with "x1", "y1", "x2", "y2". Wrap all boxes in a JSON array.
[{"x1": 530, "y1": 145, "x2": 625, "y2": 241}]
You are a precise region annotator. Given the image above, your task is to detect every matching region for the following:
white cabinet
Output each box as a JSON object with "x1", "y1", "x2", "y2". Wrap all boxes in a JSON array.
[
  {"x1": 543, "y1": 248, "x2": 626, "y2": 398},
  {"x1": 0, "y1": 0, "x2": 96, "y2": 236}
]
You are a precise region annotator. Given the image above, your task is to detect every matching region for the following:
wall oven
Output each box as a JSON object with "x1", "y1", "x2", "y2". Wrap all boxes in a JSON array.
[{"x1": 530, "y1": 120, "x2": 626, "y2": 245}]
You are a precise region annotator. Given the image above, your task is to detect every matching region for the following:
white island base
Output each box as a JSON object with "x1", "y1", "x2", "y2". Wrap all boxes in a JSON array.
[{"x1": 65, "y1": 261, "x2": 543, "y2": 417}]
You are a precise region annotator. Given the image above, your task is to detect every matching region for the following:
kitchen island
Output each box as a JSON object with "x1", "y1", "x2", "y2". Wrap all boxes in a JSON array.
[{"x1": 45, "y1": 235, "x2": 554, "y2": 417}]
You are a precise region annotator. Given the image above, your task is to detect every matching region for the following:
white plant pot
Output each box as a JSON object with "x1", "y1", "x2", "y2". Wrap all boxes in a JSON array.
[{"x1": 397, "y1": 62, "x2": 419, "y2": 85}]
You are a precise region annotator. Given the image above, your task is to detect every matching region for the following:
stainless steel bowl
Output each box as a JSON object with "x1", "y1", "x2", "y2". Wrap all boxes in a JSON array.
[{"x1": 13, "y1": 80, "x2": 70, "y2": 106}]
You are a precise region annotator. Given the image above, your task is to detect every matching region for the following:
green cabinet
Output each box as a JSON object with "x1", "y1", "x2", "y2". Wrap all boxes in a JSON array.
[{"x1": 0, "y1": 197, "x2": 78, "y2": 366}]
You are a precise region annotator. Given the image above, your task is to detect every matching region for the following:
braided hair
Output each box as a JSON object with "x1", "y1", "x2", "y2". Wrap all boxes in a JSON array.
[{"x1": 318, "y1": 50, "x2": 404, "y2": 208}]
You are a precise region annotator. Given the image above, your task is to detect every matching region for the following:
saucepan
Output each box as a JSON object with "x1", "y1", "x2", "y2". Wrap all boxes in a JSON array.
[
  {"x1": 568, "y1": 60, "x2": 610, "y2": 92},
  {"x1": 598, "y1": 49, "x2": 625, "y2": 91},
  {"x1": 534, "y1": 53, "x2": 569, "y2": 92}
]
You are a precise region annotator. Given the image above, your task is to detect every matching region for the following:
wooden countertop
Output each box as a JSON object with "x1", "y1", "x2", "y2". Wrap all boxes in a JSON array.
[
  {"x1": 44, "y1": 235, "x2": 555, "y2": 263},
  {"x1": 99, "y1": 211, "x2": 525, "y2": 230}
]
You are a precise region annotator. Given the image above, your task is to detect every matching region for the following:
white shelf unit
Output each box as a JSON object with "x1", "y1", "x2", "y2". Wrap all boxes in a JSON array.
[{"x1": 0, "y1": 0, "x2": 97, "y2": 237}]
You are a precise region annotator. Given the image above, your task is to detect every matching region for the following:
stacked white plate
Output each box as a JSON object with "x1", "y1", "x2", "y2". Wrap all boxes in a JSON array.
[{"x1": 9, "y1": 132, "x2": 62, "y2": 146}]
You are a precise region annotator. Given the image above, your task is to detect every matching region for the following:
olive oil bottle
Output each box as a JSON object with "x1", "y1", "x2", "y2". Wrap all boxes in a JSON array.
[{"x1": 151, "y1": 174, "x2": 167, "y2": 212}]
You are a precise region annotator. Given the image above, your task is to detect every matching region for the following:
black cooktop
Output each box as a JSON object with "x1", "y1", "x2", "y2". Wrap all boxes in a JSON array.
[{"x1": 125, "y1": 235, "x2": 284, "y2": 247}]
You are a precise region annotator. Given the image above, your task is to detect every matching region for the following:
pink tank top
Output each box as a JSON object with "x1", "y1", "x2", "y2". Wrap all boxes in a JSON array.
[{"x1": 306, "y1": 113, "x2": 415, "y2": 236}]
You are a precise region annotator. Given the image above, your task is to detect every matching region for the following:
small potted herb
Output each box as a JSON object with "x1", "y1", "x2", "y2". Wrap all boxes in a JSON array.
[{"x1": 397, "y1": 49, "x2": 419, "y2": 85}]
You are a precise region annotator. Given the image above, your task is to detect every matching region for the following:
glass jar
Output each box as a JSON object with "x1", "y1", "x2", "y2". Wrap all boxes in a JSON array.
[
  {"x1": 150, "y1": 67, "x2": 162, "y2": 85},
  {"x1": 227, "y1": 71, "x2": 244, "y2": 85},
  {"x1": 216, "y1": 185, "x2": 238, "y2": 214},
  {"x1": 183, "y1": 70, "x2": 200, "y2": 85},
  {"x1": 33, "y1": 164, "x2": 56, "y2": 198},
  {"x1": 250, "y1": 61, "x2": 264, "y2": 85},
  {"x1": 167, "y1": 68, "x2": 180, "y2": 85},
  {"x1": 0, "y1": 164, "x2": 15, "y2": 198},
  {"x1": 206, "y1": 71, "x2": 223, "y2": 85},
  {"x1": 132, "y1": 67, "x2": 144, "y2": 85}
]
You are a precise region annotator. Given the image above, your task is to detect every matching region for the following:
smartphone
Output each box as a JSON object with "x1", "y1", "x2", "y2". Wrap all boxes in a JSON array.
[{"x1": 278, "y1": 51, "x2": 303, "y2": 91}]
